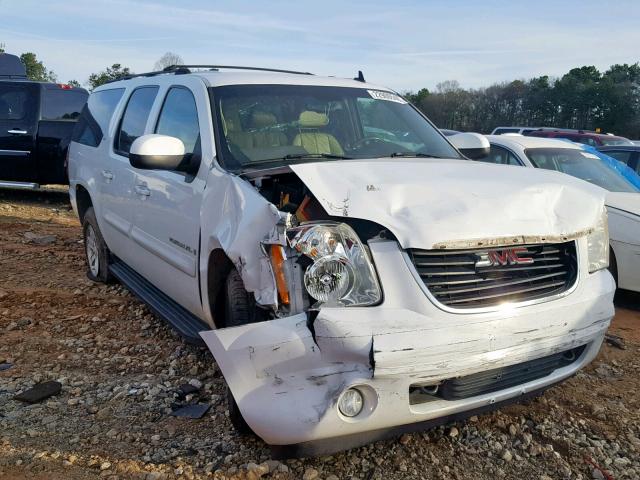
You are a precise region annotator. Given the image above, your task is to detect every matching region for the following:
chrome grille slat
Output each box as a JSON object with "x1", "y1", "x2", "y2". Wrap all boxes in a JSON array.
[
  {"x1": 444, "y1": 280, "x2": 567, "y2": 305},
  {"x1": 431, "y1": 271, "x2": 567, "y2": 296},
  {"x1": 409, "y1": 242, "x2": 577, "y2": 309}
]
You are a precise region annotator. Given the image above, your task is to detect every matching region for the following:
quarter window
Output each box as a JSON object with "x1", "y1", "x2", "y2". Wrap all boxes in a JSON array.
[
  {"x1": 115, "y1": 87, "x2": 159, "y2": 155},
  {"x1": 72, "y1": 88, "x2": 124, "y2": 147},
  {"x1": 155, "y1": 87, "x2": 200, "y2": 154}
]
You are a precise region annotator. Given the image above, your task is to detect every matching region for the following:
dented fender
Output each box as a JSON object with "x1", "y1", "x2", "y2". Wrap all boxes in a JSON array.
[{"x1": 199, "y1": 169, "x2": 286, "y2": 326}]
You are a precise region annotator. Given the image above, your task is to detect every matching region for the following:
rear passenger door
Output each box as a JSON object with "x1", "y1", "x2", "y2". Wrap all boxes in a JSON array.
[
  {"x1": 0, "y1": 82, "x2": 39, "y2": 183},
  {"x1": 129, "y1": 84, "x2": 206, "y2": 317},
  {"x1": 101, "y1": 86, "x2": 158, "y2": 263}
]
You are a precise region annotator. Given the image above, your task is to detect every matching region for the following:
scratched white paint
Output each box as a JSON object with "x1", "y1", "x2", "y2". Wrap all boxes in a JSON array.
[
  {"x1": 198, "y1": 168, "x2": 282, "y2": 322},
  {"x1": 291, "y1": 159, "x2": 606, "y2": 249},
  {"x1": 202, "y1": 238, "x2": 615, "y2": 446}
]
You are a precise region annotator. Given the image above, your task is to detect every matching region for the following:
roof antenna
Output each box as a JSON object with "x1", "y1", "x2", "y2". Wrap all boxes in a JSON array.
[{"x1": 354, "y1": 70, "x2": 365, "y2": 82}]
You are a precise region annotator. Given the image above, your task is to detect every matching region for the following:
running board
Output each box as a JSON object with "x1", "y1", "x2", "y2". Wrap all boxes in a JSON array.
[
  {"x1": 109, "y1": 259, "x2": 208, "y2": 346},
  {"x1": 0, "y1": 181, "x2": 40, "y2": 190}
]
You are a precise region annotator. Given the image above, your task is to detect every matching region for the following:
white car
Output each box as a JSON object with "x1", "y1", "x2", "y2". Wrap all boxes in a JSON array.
[
  {"x1": 484, "y1": 134, "x2": 640, "y2": 292},
  {"x1": 68, "y1": 65, "x2": 614, "y2": 457}
]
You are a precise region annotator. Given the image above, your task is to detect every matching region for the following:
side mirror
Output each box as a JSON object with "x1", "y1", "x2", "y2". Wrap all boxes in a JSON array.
[
  {"x1": 129, "y1": 134, "x2": 185, "y2": 170},
  {"x1": 449, "y1": 132, "x2": 490, "y2": 160}
]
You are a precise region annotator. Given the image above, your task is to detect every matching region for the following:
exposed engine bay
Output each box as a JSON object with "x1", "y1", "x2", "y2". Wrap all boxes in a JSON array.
[{"x1": 243, "y1": 168, "x2": 391, "y2": 318}]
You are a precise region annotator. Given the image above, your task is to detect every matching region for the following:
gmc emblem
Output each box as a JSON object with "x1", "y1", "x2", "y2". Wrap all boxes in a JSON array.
[{"x1": 476, "y1": 247, "x2": 534, "y2": 268}]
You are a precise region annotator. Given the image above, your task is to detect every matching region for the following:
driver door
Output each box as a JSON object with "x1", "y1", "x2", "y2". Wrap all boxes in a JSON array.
[{"x1": 129, "y1": 84, "x2": 207, "y2": 317}]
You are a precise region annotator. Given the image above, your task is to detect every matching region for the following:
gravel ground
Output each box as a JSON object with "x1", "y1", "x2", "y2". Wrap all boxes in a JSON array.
[{"x1": 1, "y1": 188, "x2": 639, "y2": 480}]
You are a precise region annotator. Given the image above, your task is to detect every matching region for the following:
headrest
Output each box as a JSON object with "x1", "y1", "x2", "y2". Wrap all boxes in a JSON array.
[
  {"x1": 298, "y1": 111, "x2": 329, "y2": 128},
  {"x1": 251, "y1": 111, "x2": 277, "y2": 128}
]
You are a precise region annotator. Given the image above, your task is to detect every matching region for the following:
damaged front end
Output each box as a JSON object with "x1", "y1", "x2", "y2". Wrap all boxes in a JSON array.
[{"x1": 199, "y1": 162, "x2": 614, "y2": 457}]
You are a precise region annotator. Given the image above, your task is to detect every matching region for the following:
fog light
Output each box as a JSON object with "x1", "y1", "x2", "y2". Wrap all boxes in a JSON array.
[{"x1": 338, "y1": 388, "x2": 364, "y2": 417}]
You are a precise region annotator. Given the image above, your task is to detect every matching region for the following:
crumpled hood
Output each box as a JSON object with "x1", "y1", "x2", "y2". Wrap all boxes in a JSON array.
[
  {"x1": 291, "y1": 158, "x2": 607, "y2": 249},
  {"x1": 606, "y1": 192, "x2": 640, "y2": 216}
]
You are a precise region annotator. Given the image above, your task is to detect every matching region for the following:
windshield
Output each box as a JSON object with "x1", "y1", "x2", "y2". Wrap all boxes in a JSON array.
[
  {"x1": 600, "y1": 136, "x2": 634, "y2": 146},
  {"x1": 210, "y1": 84, "x2": 462, "y2": 170},
  {"x1": 525, "y1": 147, "x2": 640, "y2": 193}
]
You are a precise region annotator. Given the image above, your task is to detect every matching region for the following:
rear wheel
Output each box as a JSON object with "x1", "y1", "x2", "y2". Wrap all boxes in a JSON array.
[{"x1": 82, "y1": 207, "x2": 111, "y2": 283}]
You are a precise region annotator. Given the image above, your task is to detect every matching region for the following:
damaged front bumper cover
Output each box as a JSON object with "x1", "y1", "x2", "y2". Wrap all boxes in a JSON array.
[{"x1": 201, "y1": 239, "x2": 615, "y2": 457}]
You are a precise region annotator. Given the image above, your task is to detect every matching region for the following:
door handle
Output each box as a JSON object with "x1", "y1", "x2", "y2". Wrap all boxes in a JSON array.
[
  {"x1": 101, "y1": 170, "x2": 114, "y2": 181},
  {"x1": 7, "y1": 129, "x2": 28, "y2": 135},
  {"x1": 135, "y1": 184, "x2": 151, "y2": 197}
]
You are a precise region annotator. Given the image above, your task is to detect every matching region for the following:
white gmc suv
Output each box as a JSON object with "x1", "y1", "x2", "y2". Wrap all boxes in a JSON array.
[{"x1": 68, "y1": 65, "x2": 615, "y2": 457}]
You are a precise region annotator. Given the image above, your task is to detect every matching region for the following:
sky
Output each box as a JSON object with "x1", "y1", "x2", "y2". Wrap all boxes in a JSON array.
[{"x1": 1, "y1": 0, "x2": 639, "y2": 92}]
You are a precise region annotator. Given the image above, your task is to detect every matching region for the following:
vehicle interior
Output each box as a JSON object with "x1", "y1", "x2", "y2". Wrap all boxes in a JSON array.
[{"x1": 212, "y1": 84, "x2": 462, "y2": 169}]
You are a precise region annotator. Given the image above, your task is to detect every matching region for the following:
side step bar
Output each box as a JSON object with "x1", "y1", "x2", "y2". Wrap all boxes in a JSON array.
[
  {"x1": 109, "y1": 259, "x2": 208, "y2": 346},
  {"x1": 0, "y1": 181, "x2": 40, "y2": 190}
]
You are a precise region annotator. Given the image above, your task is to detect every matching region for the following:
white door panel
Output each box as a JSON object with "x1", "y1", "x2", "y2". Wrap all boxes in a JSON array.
[{"x1": 130, "y1": 170, "x2": 204, "y2": 316}]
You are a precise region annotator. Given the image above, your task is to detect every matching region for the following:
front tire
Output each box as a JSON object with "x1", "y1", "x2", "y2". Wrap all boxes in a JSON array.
[
  {"x1": 82, "y1": 207, "x2": 111, "y2": 283},
  {"x1": 608, "y1": 247, "x2": 618, "y2": 288},
  {"x1": 226, "y1": 385, "x2": 252, "y2": 435},
  {"x1": 223, "y1": 269, "x2": 262, "y2": 434}
]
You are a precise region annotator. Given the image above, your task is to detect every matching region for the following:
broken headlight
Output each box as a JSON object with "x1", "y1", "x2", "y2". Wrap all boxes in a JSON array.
[
  {"x1": 287, "y1": 222, "x2": 381, "y2": 307},
  {"x1": 587, "y1": 208, "x2": 609, "y2": 274}
]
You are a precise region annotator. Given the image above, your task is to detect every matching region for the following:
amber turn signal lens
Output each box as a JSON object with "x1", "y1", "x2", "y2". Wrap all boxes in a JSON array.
[{"x1": 270, "y1": 245, "x2": 290, "y2": 305}]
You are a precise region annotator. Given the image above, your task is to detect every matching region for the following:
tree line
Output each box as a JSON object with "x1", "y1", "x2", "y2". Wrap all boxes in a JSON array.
[
  {"x1": 0, "y1": 43, "x2": 182, "y2": 91},
  {"x1": 2, "y1": 42, "x2": 638, "y2": 138},
  {"x1": 405, "y1": 64, "x2": 640, "y2": 139}
]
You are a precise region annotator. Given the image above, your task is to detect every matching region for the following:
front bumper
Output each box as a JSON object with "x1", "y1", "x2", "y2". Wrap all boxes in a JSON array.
[{"x1": 201, "y1": 239, "x2": 615, "y2": 454}]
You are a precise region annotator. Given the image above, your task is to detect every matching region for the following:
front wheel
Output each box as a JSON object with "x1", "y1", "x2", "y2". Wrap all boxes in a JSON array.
[
  {"x1": 226, "y1": 385, "x2": 253, "y2": 435},
  {"x1": 82, "y1": 207, "x2": 112, "y2": 283}
]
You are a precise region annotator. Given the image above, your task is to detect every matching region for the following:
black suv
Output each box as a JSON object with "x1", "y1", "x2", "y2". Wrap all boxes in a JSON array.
[{"x1": 0, "y1": 53, "x2": 88, "y2": 188}]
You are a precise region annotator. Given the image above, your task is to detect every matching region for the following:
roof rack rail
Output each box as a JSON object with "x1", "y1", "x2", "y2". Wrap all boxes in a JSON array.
[
  {"x1": 103, "y1": 64, "x2": 313, "y2": 85},
  {"x1": 163, "y1": 64, "x2": 313, "y2": 75}
]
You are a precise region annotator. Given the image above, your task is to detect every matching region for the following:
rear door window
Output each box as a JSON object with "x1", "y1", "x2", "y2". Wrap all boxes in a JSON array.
[
  {"x1": 41, "y1": 89, "x2": 88, "y2": 121},
  {"x1": 72, "y1": 88, "x2": 125, "y2": 147},
  {"x1": 0, "y1": 83, "x2": 37, "y2": 121},
  {"x1": 115, "y1": 86, "x2": 159, "y2": 155},
  {"x1": 604, "y1": 150, "x2": 633, "y2": 165},
  {"x1": 481, "y1": 145, "x2": 522, "y2": 165},
  {"x1": 493, "y1": 128, "x2": 520, "y2": 135}
]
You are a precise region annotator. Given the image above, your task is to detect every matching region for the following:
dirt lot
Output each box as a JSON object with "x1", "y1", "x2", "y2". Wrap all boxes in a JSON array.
[{"x1": 1, "y1": 188, "x2": 639, "y2": 480}]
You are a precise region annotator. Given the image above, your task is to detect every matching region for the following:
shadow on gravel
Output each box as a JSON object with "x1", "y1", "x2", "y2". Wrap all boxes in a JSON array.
[
  {"x1": 614, "y1": 288, "x2": 640, "y2": 311},
  {"x1": 0, "y1": 186, "x2": 70, "y2": 206}
]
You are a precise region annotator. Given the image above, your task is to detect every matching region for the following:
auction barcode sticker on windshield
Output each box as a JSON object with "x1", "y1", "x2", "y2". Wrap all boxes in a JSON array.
[{"x1": 368, "y1": 90, "x2": 407, "y2": 104}]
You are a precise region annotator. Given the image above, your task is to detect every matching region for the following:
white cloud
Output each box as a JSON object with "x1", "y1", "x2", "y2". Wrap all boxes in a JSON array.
[{"x1": 2, "y1": 0, "x2": 638, "y2": 90}]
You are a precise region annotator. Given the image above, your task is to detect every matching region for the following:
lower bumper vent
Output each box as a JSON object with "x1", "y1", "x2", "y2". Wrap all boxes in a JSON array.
[{"x1": 409, "y1": 345, "x2": 586, "y2": 404}]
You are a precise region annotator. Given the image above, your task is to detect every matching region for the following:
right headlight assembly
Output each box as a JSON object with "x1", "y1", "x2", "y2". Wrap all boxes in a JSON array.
[
  {"x1": 586, "y1": 207, "x2": 609, "y2": 274},
  {"x1": 286, "y1": 222, "x2": 382, "y2": 307}
]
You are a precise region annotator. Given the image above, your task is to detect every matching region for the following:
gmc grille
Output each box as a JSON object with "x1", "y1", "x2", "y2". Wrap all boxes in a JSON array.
[{"x1": 408, "y1": 242, "x2": 578, "y2": 309}]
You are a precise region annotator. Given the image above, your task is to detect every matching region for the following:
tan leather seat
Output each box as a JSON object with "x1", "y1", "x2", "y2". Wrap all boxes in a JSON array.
[
  {"x1": 249, "y1": 112, "x2": 287, "y2": 148},
  {"x1": 293, "y1": 111, "x2": 344, "y2": 155},
  {"x1": 222, "y1": 108, "x2": 253, "y2": 150}
]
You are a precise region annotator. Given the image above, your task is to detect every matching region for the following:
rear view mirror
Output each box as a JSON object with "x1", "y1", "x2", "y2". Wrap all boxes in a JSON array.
[
  {"x1": 449, "y1": 132, "x2": 490, "y2": 160},
  {"x1": 129, "y1": 134, "x2": 185, "y2": 170}
]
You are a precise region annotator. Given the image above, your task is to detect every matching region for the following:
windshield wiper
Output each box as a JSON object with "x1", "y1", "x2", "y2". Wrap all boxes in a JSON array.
[
  {"x1": 241, "y1": 153, "x2": 354, "y2": 170},
  {"x1": 389, "y1": 152, "x2": 442, "y2": 158}
]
